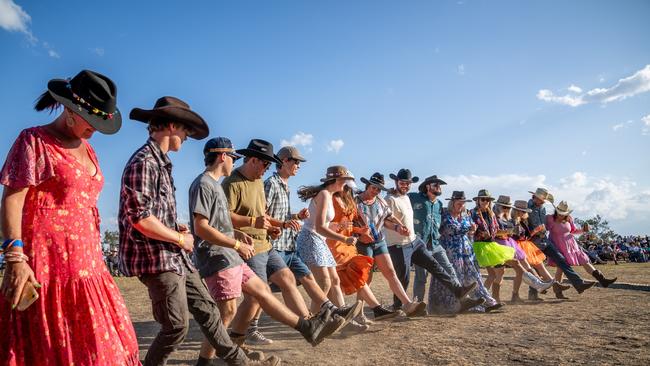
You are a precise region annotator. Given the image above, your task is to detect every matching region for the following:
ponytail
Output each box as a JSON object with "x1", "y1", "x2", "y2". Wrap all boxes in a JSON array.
[{"x1": 34, "y1": 91, "x2": 60, "y2": 113}]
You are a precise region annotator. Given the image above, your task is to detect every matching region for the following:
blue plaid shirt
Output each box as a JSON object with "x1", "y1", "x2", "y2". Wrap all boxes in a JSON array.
[{"x1": 264, "y1": 173, "x2": 297, "y2": 251}]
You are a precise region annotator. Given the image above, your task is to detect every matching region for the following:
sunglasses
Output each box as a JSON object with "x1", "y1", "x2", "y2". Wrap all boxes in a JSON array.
[
  {"x1": 227, "y1": 153, "x2": 241, "y2": 161},
  {"x1": 479, "y1": 198, "x2": 491, "y2": 202},
  {"x1": 260, "y1": 159, "x2": 271, "y2": 168}
]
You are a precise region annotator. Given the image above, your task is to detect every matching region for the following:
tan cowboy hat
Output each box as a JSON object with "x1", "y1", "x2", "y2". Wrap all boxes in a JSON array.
[
  {"x1": 494, "y1": 195, "x2": 515, "y2": 208},
  {"x1": 555, "y1": 201, "x2": 573, "y2": 216},
  {"x1": 528, "y1": 187, "x2": 551, "y2": 202},
  {"x1": 321, "y1": 166, "x2": 355, "y2": 182},
  {"x1": 513, "y1": 200, "x2": 532, "y2": 213},
  {"x1": 472, "y1": 189, "x2": 495, "y2": 201}
]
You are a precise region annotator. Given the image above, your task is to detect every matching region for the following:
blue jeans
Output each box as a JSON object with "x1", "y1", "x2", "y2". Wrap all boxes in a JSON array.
[
  {"x1": 413, "y1": 245, "x2": 460, "y2": 307},
  {"x1": 388, "y1": 238, "x2": 460, "y2": 309},
  {"x1": 530, "y1": 236, "x2": 585, "y2": 296}
]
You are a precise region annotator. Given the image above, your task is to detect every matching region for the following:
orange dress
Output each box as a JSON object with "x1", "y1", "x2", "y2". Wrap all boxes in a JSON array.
[{"x1": 326, "y1": 198, "x2": 374, "y2": 295}]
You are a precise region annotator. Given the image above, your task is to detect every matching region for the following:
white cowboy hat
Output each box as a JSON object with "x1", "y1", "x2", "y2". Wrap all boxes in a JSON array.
[{"x1": 555, "y1": 201, "x2": 573, "y2": 216}]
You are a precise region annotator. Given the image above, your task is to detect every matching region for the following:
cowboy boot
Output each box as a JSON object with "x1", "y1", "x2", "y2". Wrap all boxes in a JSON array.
[
  {"x1": 522, "y1": 271, "x2": 554, "y2": 292},
  {"x1": 592, "y1": 270, "x2": 617, "y2": 287},
  {"x1": 553, "y1": 282, "x2": 569, "y2": 299}
]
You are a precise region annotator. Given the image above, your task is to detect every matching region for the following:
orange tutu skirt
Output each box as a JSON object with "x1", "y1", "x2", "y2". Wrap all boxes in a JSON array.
[{"x1": 517, "y1": 240, "x2": 546, "y2": 266}]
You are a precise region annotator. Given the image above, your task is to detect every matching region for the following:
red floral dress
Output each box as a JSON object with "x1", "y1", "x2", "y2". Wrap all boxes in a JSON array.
[{"x1": 0, "y1": 127, "x2": 139, "y2": 366}]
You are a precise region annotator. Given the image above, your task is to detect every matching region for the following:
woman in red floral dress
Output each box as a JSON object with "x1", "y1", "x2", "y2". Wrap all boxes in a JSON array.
[{"x1": 0, "y1": 70, "x2": 139, "y2": 365}]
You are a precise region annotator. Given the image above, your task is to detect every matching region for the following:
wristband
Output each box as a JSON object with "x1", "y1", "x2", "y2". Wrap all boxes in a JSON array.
[
  {"x1": 177, "y1": 232, "x2": 184, "y2": 246},
  {"x1": 250, "y1": 216, "x2": 255, "y2": 227},
  {"x1": 4, "y1": 252, "x2": 29, "y2": 263},
  {"x1": 234, "y1": 240, "x2": 241, "y2": 251},
  {"x1": 2, "y1": 239, "x2": 23, "y2": 252}
]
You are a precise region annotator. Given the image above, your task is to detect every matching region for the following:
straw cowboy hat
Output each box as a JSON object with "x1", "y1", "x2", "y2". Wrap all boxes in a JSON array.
[
  {"x1": 46, "y1": 69, "x2": 122, "y2": 134},
  {"x1": 528, "y1": 187, "x2": 551, "y2": 202},
  {"x1": 473, "y1": 189, "x2": 495, "y2": 201},
  {"x1": 389, "y1": 168, "x2": 419, "y2": 183},
  {"x1": 555, "y1": 201, "x2": 573, "y2": 216},
  {"x1": 445, "y1": 191, "x2": 472, "y2": 202},
  {"x1": 494, "y1": 195, "x2": 515, "y2": 208},
  {"x1": 130, "y1": 96, "x2": 209, "y2": 140},
  {"x1": 513, "y1": 200, "x2": 532, "y2": 213},
  {"x1": 320, "y1": 166, "x2": 355, "y2": 182},
  {"x1": 360, "y1": 172, "x2": 387, "y2": 191}
]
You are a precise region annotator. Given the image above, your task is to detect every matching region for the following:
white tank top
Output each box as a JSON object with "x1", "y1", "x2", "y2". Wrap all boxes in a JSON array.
[{"x1": 303, "y1": 193, "x2": 335, "y2": 237}]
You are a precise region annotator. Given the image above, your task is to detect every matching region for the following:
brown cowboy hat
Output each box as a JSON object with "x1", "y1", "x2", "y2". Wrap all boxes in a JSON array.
[
  {"x1": 320, "y1": 166, "x2": 355, "y2": 182},
  {"x1": 130, "y1": 96, "x2": 209, "y2": 140},
  {"x1": 473, "y1": 189, "x2": 495, "y2": 201},
  {"x1": 47, "y1": 70, "x2": 122, "y2": 135},
  {"x1": 389, "y1": 168, "x2": 419, "y2": 183}
]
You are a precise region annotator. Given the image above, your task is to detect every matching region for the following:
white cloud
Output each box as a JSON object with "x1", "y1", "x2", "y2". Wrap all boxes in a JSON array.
[
  {"x1": 537, "y1": 64, "x2": 650, "y2": 107},
  {"x1": 48, "y1": 49, "x2": 60, "y2": 58},
  {"x1": 612, "y1": 123, "x2": 624, "y2": 131},
  {"x1": 0, "y1": 0, "x2": 30, "y2": 33},
  {"x1": 280, "y1": 132, "x2": 313, "y2": 149},
  {"x1": 581, "y1": 150, "x2": 587, "y2": 156},
  {"x1": 90, "y1": 47, "x2": 105, "y2": 56},
  {"x1": 457, "y1": 64, "x2": 465, "y2": 76},
  {"x1": 642, "y1": 114, "x2": 650, "y2": 136},
  {"x1": 568, "y1": 84, "x2": 582, "y2": 93},
  {"x1": 441, "y1": 172, "x2": 650, "y2": 226},
  {"x1": 326, "y1": 139, "x2": 344, "y2": 154}
]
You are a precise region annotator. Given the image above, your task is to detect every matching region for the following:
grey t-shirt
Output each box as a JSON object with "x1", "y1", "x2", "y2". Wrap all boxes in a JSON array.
[{"x1": 189, "y1": 172, "x2": 243, "y2": 278}]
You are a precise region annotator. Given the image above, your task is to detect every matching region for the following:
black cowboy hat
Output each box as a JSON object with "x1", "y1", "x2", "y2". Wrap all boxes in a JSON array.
[
  {"x1": 360, "y1": 172, "x2": 387, "y2": 191},
  {"x1": 236, "y1": 139, "x2": 281, "y2": 164},
  {"x1": 130, "y1": 96, "x2": 209, "y2": 140},
  {"x1": 445, "y1": 191, "x2": 472, "y2": 202},
  {"x1": 418, "y1": 175, "x2": 447, "y2": 192},
  {"x1": 47, "y1": 70, "x2": 122, "y2": 135},
  {"x1": 389, "y1": 168, "x2": 419, "y2": 183}
]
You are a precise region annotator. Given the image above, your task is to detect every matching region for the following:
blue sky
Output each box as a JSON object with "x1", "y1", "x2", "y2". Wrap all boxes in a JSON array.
[{"x1": 1, "y1": 0, "x2": 649, "y2": 235}]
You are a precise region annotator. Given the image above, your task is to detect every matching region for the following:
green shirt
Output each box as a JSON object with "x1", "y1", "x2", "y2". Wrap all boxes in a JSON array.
[{"x1": 222, "y1": 168, "x2": 271, "y2": 254}]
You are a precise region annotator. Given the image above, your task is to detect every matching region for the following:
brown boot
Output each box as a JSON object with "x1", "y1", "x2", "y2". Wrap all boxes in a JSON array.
[
  {"x1": 553, "y1": 282, "x2": 569, "y2": 299},
  {"x1": 592, "y1": 270, "x2": 617, "y2": 287},
  {"x1": 230, "y1": 335, "x2": 265, "y2": 361}
]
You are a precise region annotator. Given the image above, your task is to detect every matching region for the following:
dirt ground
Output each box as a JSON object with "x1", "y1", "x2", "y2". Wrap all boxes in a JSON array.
[{"x1": 117, "y1": 263, "x2": 650, "y2": 365}]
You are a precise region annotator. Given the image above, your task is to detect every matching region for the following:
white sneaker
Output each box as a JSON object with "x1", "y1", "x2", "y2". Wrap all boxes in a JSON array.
[
  {"x1": 340, "y1": 319, "x2": 370, "y2": 334},
  {"x1": 245, "y1": 330, "x2": 274, "y2": 345}
]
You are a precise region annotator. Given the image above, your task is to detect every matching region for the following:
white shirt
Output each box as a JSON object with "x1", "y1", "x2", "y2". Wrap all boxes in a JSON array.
[{"x1": 384, "y1": 193, "x2": 417, "y2": 245}]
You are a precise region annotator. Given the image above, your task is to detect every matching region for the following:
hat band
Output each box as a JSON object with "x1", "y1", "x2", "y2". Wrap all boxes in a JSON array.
[
  {"x1": 207, "y1": 148, "x2": 235, "y2": 153},
  {"x1": 66, "y1": 81, "x2": 117, "y2": 120}
]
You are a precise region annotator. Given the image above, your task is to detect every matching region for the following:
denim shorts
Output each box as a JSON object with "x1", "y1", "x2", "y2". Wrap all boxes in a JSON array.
[
  {"x1": 245, "y1": 249, "x2": 288, "y2": 283},
  {"x1": 356, "y1": 240, "x2": 389, "y2": 257},
  {"x1": 276, "y1": 250, "x2": 312, "y2": 279}
]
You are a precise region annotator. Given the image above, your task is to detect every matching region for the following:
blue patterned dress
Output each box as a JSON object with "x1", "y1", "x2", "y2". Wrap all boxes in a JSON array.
[{"x1": 427, "y1": 210, "x2": 496, "y2": 313}]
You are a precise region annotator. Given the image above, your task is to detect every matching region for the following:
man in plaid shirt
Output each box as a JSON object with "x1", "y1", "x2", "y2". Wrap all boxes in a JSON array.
[
  {"x1": 118, "y1": 97, "x2": 277, "y2": 366},
  {"x1": 265, "y1": 147, "x2": 339, "y2": 312}
]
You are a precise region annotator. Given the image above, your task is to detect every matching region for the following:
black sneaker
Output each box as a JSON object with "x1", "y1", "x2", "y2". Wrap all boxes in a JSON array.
[
  {"x1": 299, "y1": 308, "x2": 344, "y2": 347},
  {"x1": 372, "y1": 305, "x2": 400, "y2": 321},
  {"x1": 332, "y1": 300, "x2": 363, "y2": 331},
  {"x1": 458, "y1": 297, "x2": 485, "y2": 313}
]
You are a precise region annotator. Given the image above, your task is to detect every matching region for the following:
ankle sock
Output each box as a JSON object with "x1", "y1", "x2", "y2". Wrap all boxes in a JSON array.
[{"x1": 321, "y1": 300, "x2": 337, "y2": 311}]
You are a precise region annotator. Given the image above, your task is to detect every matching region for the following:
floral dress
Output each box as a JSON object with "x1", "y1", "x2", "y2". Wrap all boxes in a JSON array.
[
  {"x1": 427, "y1": 211, "x2": 496, "y2": 314},
  {"x1": 0, "y1": 127, "x2": 139, "y2": 365}
]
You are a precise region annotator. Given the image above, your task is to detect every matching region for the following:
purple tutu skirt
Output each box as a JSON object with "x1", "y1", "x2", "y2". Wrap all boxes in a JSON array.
[{"x1": 495, "y1": 237, "x2": 526, "y2": 261}]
